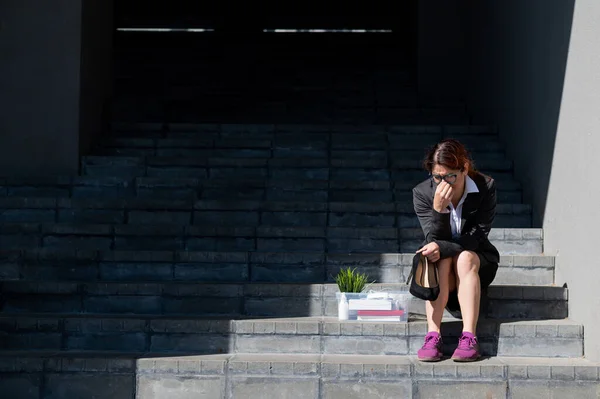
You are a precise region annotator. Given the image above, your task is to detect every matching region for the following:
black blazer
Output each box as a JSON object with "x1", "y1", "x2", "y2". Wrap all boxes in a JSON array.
[{"x1": 412, "y1": 172, "x2": 500, "y2": 264}]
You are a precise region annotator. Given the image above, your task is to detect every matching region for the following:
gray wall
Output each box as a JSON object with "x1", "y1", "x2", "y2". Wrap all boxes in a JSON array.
[
  {"x1": 468, "y1": 0, "x2": 600, "y2": 361},
  {"x1": 79, "y1": 1, "x2": 115, "y2": 156},
  {"x1": 0, "y1": 0, "x2": 113, "y2": 177},
  {"x1": 543, "y1": 0, "x2": 600, "y2": 362},
  {"x1": 467, "y1": 0, "x2": 574, "y2": 227},
  {"x1": 0, "y1": 1, "x2": 83, "y2": 176}
]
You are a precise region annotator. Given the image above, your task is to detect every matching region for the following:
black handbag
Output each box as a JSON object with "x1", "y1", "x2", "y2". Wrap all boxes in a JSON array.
[{"x1": 407, "y1": 253, "x2": 440, "y2": 301}]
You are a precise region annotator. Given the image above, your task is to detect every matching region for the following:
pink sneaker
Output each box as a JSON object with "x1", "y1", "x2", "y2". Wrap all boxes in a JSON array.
[
  {"x1": 451, "y1": 332, "x2": 481, "y2": 362},
  {"x1": 417, "y1": 332, "x2": 443, "y2": 362}
]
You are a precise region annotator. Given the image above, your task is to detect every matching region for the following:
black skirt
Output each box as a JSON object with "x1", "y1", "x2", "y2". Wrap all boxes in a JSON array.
[{"x1": 412, "y1": 251, "x2": 498, "y2": 313}]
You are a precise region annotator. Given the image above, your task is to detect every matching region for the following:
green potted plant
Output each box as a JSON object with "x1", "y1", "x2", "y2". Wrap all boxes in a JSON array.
[
  {"x1": 335, "y1": 267, "x2": 372, "y2": 320},
  {"x1": 335, "y1": 267, "x2": 370, "y2": 293}
]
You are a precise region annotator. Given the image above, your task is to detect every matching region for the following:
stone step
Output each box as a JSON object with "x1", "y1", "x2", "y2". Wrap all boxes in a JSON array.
[
  {"x1": 0, "y1": 176, "x2": 523, "y2": 189},
  {"x1": 0, "y1": 249, "x2": 552, "y2": 285},
  {"x1": 0, "y1": 353, "x2": 598, "y2": 399},
  {"x1": 0, "y1": 351, "x2": 600, "y2": 399},
  {"x1": 0, "y1": 198, "x2": 533, "y2": 213},
  {"x1": 234, "y1": 318, "x2": 582, "y2": 358},
  {"x1": 80, "y1": 159, "x2": 519, "y2": 184},
  {"x1": 0, "y1": 315, "x2": 582, "y2": 358},
  {"x1": 0, "y1": 198, "x2": 532, "y2": 228},
  {"x1": 0, "y1": 176, "x2": 523, "y2": 203},
  {"x1": 111, "y1": 110, "x2": 471, "y2": 126},
  {"x1": 107, "y1": 126, "x2": 500, "y2": 149},
  {"x1": 0, "y1": 224, "x2": 541, "y2": 254},
  {"x1": 98, "y1": 133, "x2": 504, "y2": 151},
  {"x1": 105, "y1": 126, "x2": 498, "y2": 138},
  {"x1": 88, "y1": 153, "x2": 513, "y2": 173},
  {"x1": 0, "y1": 283, "x2": 567, "y2": 320},
  {"x1": 103, "y1": 127, "x2": 498, "y2": 142}
]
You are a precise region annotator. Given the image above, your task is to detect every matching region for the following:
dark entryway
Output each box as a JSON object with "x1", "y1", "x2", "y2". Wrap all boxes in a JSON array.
[{"x1": 111, "y1": 3, "x2": 419, "y2": 124}]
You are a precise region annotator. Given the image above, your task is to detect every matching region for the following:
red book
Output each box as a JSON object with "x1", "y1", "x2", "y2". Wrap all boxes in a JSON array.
[{"x1": 356, "y1": 310, "x2": 405, "y2": 316}]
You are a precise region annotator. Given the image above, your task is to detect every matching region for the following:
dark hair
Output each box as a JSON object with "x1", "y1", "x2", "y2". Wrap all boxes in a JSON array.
[{"x1": 423, "y1": 138, "x2": 477, "y2": 177}]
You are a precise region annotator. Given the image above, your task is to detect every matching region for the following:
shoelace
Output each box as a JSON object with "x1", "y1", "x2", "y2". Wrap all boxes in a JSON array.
[
  {"x1": 457, "y1": 335, "x2": 477, "y2": 350},
  {"x1": 422, "y1": 335, "x2": 440, "y2": 349}
]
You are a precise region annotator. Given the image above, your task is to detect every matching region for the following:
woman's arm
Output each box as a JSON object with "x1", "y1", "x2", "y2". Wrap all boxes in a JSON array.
[
  {"x1": 412, "y1": 186, "x2": 453, "y2": 242},
  {"x1": 413, "y1": 178, "x2": 497, "y2": 259}
]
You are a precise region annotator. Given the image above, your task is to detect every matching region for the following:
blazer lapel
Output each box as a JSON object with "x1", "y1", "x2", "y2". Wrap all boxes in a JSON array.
[{"x1": 460, "y1": 193, "x2": 480, "y2": 233}]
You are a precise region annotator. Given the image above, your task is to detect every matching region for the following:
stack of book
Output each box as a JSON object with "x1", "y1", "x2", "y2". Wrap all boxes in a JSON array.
[
  {"x1": 346, "y1": 297, "x2": 406, "y2": 321},
  {"x1": 356, "y1": 309, "x2": 405, "y2": 321},
  {"x1": 348, "y1": 298, "x2": 392, "y2": 311}
]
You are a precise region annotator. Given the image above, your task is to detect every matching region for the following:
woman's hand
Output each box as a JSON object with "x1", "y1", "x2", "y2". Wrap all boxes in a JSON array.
[
  {"x1": 433, "y1": 180, "x2": 453, "y2": 213},
  {"x1": 416, "y1": 242, "x2": 441, "y2": 263}
]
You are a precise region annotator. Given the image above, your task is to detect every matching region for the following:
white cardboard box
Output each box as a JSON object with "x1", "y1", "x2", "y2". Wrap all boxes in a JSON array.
[{"x1": 336, "y1": 291, "x2": 410, "y2": 322}]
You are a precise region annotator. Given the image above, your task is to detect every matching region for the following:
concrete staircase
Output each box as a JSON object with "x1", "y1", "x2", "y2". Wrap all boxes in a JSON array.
[{"x1": 0, "y1": 123, "x2": 599, "y2": 398}]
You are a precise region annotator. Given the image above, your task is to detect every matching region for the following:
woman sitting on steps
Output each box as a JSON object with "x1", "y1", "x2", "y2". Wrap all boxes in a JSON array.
[{"x1": 412, "y1": 138, "x2": 499, "y2": 362}]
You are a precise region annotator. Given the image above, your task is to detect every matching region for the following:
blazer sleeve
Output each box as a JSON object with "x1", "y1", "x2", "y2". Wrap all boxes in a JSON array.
[
  {"x1": 412, "y1": 186, "x2": 453, "y2": 242},
  {"x1": 412, "y1": 178, "x2": 497, "y2": 260}
]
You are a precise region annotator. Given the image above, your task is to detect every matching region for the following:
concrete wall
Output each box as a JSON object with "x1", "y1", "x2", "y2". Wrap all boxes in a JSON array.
[
  {"x1": 468, "y1": 0, "x2": 600, "y2": 361},
  {"x1": 0, "y1": 0, "x2": 113, "y2": 177},
  {"x1": 0, "y1": 1, "x2": 83, "y2": 176},
  {"x1": 467, "y1": 0, "x2": 574, "y2": 227},
  {"x1": 79, "y1": 1, "x2": 115, "y2": 156},
  {"x1": 543, "y1": 0, "x2": 600, "y2": 362}
]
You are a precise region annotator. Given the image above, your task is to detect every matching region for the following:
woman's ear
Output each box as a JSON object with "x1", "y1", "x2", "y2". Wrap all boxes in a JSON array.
[{"x1": 463, "y1": 162, "x2": 469, "y2": 174}]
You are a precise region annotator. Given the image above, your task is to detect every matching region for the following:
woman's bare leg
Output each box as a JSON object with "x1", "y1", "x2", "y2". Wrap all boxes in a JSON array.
[
  {"x1": 454, "y1": 251, "x2": 481, "y2": 334},
  {"x1": 426, "y1": 257, "x2": 456, "y2": 333}
]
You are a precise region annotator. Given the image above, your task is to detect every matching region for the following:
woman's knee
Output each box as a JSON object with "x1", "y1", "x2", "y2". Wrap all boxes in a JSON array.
[{"x1": 454, "y1": 251, "x2": 480, "y2": 277}]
